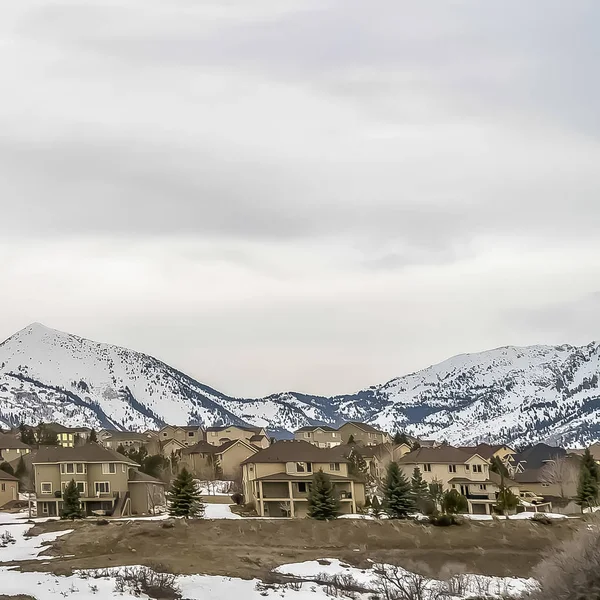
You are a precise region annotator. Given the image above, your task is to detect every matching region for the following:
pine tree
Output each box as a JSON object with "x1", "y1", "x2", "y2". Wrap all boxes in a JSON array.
[
  {"x1": 61, "y1": 479, "x2": 84, "y2": 520},
  {"x1": 167, "y1": 467, "x2": 205, "y2": 518},
  {"x1": 576, "y1": 465, "x2": 598, "y2": 510},
  {"x1": 307, "y1": 470, "x2": 340, "y2": 520},
  {"x1": 347, "y1": 434, "x2": 355, "y2": 445},
  {"x1": 15, "y1": 456, "x2": 27, "y2": 480},
  {"x1": 411, "y1": 440, "x2": 421, "y2": 451},
  {"x1": 490, "y1": 456, "x2": 509, "y2": 478},
  {"x1": 371, "y1": 495, "x2": 383, "y2": 518},
  {"x1": 441, "y1": 489, "x2": 468, "y2": 515},
  {"x1": 393, "y1": 432, "x2": 409, "y2": 446},
  {"x1": 411, "y1": 467, "x2": 428, "y2": 497},
  {"x1": 428, "y1": 478, "x2": 444, "y2": 510},
  {"x1": 581, "y1": 448, "x2": 600, "y2": 485},
  {"x1": 89, "y1": 428, "x2": 98, "y2": 443},
  {"x1": 19, "y1": 423, "x2": 35, "y2": 446},
  {"x1": 116, "y1": 444, "x2": 126, "y2": 455},
  {"x1": 347, "y1": 449, "x2": 369, "y2": 480},
  {"x1": 382, "y1": 462, "x2": 414, "y2": 518}
]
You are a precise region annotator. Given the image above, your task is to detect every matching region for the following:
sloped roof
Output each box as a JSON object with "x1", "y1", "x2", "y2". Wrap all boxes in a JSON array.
[
  {"x1": 128, "y1": 469, "x2": 166, "y2": 485},
  {"x1": 457, "y1": 443, "x2": 513, "y2": 460},
  {"x1": 488, "y1": 470, "x2": 520, "y2": 488},
  {"x1": 338, "y1": 422, "x2": 383, "y2": 434},
  {"x1": 397, "y1": 446, "x2": 484, "y2": 465},
  {"x1": 0, "y1": 470, "x2": 19, "y2": 481},
  {"x1": 249, "y1": 434, "x2": 266, "y2": 442},
  {"x1": 181, "y1": 441, "x2": 217, "y2": 456},
  {"x1": 241, "y1": 440, "x2": 349, "y2": 465},
  {"x1": 513, "y1": 468, "x2": 544, "y2": 484},
  {"x1": 45, "y1": 423, "x2": 91, "y2": 434},
  {"x1": 206, "y1": 425, "x2": 262, "y2": 434},
  {"x1": 32, "y1": 443, "x2": 138, "y2": 466},
  {"x1": 0, "y1": 434, "x2": 31, "y2": 450},
  {"x1": 256, "y1": 472, "x2": 354, "y2": 482},
  {"x1": 513, "y1": 444, "x2": 567, "y2": 470},
  {"x1": 295, "y1": 425, "x2": 337, "y2": 433},
  {"x1": 102, "y1": 431, "x2": 151, "y2": 441}
]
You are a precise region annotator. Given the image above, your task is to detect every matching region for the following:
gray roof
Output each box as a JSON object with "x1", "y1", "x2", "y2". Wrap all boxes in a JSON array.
[
  {"x1": 242, "y1": 440, "x2": 349, "y2": 465},
  {"x1": 513, "y1": 444, "x2": 567, "y2": 469},
  {"x1": 128, "y1": 469, "x2": 166, "y2": 485},
  {"x1": 0, "y1": 470, "x2": 19, "y2": 481},
  {"x1": 182, "y1": 439, "x2": 254, "y2": 456},
  {"x1": 32, "y1": 443, "x2": 139, "y2": 466},
  {"x1": 295, "y1": 425, "x2": 337, "y2": 433},
  {"x1": 206, "y1": 425, "x2": 262, "y2": 434},
  {"x1": 339, "y1": 422, "x2": 384, "y2": 434},
  {"x1": 45, "y1": 423, "x2": 92, "y2": 434},
  {"x1": 0, "y1": 434, "x2": 31, "y2": 450},
  {"x1": 398, "y1": 446, "x2": 484, "y2": 465}
]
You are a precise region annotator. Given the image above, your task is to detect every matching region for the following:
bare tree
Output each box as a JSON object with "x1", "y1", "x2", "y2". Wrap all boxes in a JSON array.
[
  {"x1": 539, "y1": 456, "x2": 578, "y2": 498},
  {"x1": 146, "y1": 483, "x2": 166, "y2": 515}
]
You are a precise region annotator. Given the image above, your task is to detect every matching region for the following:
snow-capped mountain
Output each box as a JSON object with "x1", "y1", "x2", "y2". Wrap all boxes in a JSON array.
[{"x1": 1, "y1": 323, "x2": 599, "y2": 447}]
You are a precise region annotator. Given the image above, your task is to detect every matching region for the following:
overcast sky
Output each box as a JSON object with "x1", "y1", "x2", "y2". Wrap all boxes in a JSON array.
[{"x1": 1, "y1": 0, "x2": 599, "y2": 397}]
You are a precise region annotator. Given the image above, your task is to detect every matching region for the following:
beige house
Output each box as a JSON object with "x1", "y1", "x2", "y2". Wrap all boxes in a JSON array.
[
  {"x1": 180, "y1": 439, "x2": 258, "y2": 480},
  {"x1": 99, "y1": 430, "x2": 159, "y2": 454},
  {"x1": 0, "y1": 471, "x2": 19, "y2": 507},
  {"x1": 459, "y1": 443, "x2": 517, "y2": 468},
  {"x1": 398, "y1": 446, "x2": 518, "y2": 515},
  {"x1": 32, "y1": 444, "x2": 166, "y2": 517},
  {"x1": 39, "y1": 424, "x2": 93, "y2": 447},
  {"x1": 337, "y1": 422, "x2": 392, "y2": 447},
  {"x1": 352, "y1": 443, "x2": 412, "y2": 480},
  {"x1": 241, "y1": 440, "x2": 366, "y2": 517},
  {"x1": 513, "y1": 455, "x2": 580, "y2": 500},
  {"x1": 294, "y1": 426, "x2": 342, "y2": 448},
  {"x1": 158, "y1": 425, "x2": 205, "y2": 447},
  {"x1": 206, "y1": 425, "x2": 270, "y2": 449},
  {"x1": 0, "y1": 434, "x2": 32, "y2": 464},
  {"x1": 570, "y1": 442, "x2": 600, "y2": 463}
]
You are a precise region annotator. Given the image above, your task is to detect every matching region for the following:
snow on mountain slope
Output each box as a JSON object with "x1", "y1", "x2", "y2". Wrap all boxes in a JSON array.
[{"x1": 1, "y1": 323, "x2": 599, "y2": 446}]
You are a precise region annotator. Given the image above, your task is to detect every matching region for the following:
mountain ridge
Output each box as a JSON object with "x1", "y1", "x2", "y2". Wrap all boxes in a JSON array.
[{"x1": 1, "y1": 323, "x2": 599, "y2": 447}]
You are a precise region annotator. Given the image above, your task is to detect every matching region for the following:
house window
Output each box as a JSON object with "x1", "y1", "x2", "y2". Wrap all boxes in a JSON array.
[
  {"x1": 423, "y1": 464, "x2": 432, "y2": 472},
  {"x1": 62, "y1": 481, "x2": 86, "y2": 495},
  {"x1": 42, "y1": 503, "x2": 49, "y2": 514},
  {"x1": 163, "y1": 432, "x2": 168, "y2": 437},
  {"x1": 188, "y1": 431, "x2": 194, "y2": 437},
  {"x1": 479, "y1": 484, "x2": 487, "y2": 491},
  {"x1": 298, "y1": 482, "x2": 307, "y2": 493},
  {"x1": 330, "y1": 463, "x2": 341, "y2": 472},
  {"x1": 41, "y1": 483, "x2": 52, "y2": 494},
  {"x1": 472, "y1": 465, "x2": 483, "y2": 473},
  {"x1": 541, "y1": 483, "x2": 550, "y2": 488},
  {"x1": 305, "y1": 432, "x2": 312, "y2": 438},
  {"x1": 61, "y1": 463, "x2": 75, "y2": 474},
  {"x1": 95, "y1": 482, "x2": 110, "y2": 495},
  {"x1": 1, "y1": 484, "x2": 4, "y2": 492},
  {"x1": 448, "y1": 465, "x2": 457, "y2": 473},
  {"x1": 102, "y1": 463, "x2": 117, "y2": 474},
  {"x1": 122, "y1": 464, "x2": 126, "y2": 473},
  {"x1": 76, "y1": 463, "x2": 87, "y2": 474},
  {"x1": 465, "y1": 464, "x2": 470, "y2": 471}
]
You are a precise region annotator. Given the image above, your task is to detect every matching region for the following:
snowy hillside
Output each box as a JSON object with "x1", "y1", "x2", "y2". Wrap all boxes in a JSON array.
[{"x1": 1, "y1": 323, "x2": 599, "y2": 446}]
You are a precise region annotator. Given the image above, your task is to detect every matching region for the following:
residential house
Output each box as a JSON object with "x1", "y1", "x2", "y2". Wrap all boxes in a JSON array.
[
  {"x1": 459, "y1": 443, "x2": 517, "y2": 469},
  {"x1": 158, "y1": 425, "x2": 205, "y2": 448},
  {"x1": 337, "y1": 422, "x2": 392, "y2": 447},
  {"x1": 241, "y1": 440, "x2": 366, "y2": 517},
  {"x1": 513, "y1": 454, "x2": 580, "y2": 500},
  {"x1": 32, "y1": 444, "x2": 166, "y2": 517},
  {"x1": 206, "y1": 425, "x2": 270, "y2": 449},
  {"x1": 180, "y1": 439, "x2": 258, "y2": 480},
  {"x1": 0, "y1": 471, "x2": 19, "y2": 507},
  {"x1": 0, "y1": 434, "x2": 32, "y2": 464},
  {"x1": 397, "y1": 446, "x2": 515, "y2": 515},
  {"x1": 98, "y1": 430, "x2": 159, "y2": 454},
  {"x1": 569, "y1": 442, "x2": 600, "y2": 463},
  {"x1": 42, "y1": 423, "x2": 93, "y2": 447},
  {"x1": 510, "y1": 443, "x2": 567, "y2": 475},
  {"x1": 294, "y1": 426, "x2": 342, "y2": 448},
  {"x1": 351, "y1": 442, "x2": 412, "y2": 480}
]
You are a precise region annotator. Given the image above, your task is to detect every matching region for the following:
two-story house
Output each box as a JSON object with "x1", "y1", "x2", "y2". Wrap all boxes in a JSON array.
[
  {"x1": 180, "y1": 439, "x2": 258, "y2": 480},
  {"x1": 206, "y1": 425, "x2": 270, "y2": 449},
  {"x1": 42, "y1": 423, "x2": 93, "y2": 447},
  {"x1": 32, "y1": 444, "x2": 166, "y2": 517},
  {"x1": 294, "y1": 426, "x2": 342, "y2": 448},
  {"x1": 158, "y1": 425, "x2": 205, "y2": 448},
  {"x1": 337, "y1": 422, "x2": 392, "y2": 447},
  {"x1": 98, "y1": 430, "x2": 160, "y2": 455},
  {"x1": 0, "y1": 471, "x2": 19, "y2": 508},
  {"x1": 397, "y1": 446, "x2": 520, "y2": 515},
  {"x1": 0, "y1": 434, "x2": 32, "y2": 465},
  {"x1": 241, "y1": 440, "x2": 366, "y2": 518}
]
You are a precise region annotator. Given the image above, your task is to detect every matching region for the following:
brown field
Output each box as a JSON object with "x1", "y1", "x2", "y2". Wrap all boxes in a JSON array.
[{"x1": 16, "y1": 517, "x2": 586, "y2": 580}]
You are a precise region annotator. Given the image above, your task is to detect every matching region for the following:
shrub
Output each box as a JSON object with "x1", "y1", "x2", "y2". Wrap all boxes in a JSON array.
[
  {"x1": 429, "y1": 514, "x2": 462, "y2": 527},
  {"x1": 113, "y1": 565, "x2": 181, "y2": 599},
  {"x1": 531, "y1": 521, "x2": 600, "y2": 599},
  {"x1": 441, "y1": 489, "x2": 468, "y2": 515},
  {"x1": 231, "y1": 492, "x2": 244, "y2": 505}
]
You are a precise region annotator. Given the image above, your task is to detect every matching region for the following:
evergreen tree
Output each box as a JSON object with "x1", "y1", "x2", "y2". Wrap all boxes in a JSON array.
[
  {"x1": 371, "y1": 495, "x2": 383, "y2": 519},
  {"x1": 37, "y1": 424, "x2": 59, "y2": 446},
  {"x1": 347, "y1": 449, "x2": 369, "y2": 480},
  {"x1": 307, "y1": 470, "x2": 340, "y2": 520},
  {"x1": 61, "y1": 479, "x2": 84, "y2": 520},
  {"x1": 167, "y1": 467, "x2": 205, "y2": 518},
  {"x1": 490, "y1": 456, "x2": 509, "y2": 478},
  {"x1": 411, "y1": 440, "x2": 421, "y2": 451},
  {"x1": 441, "y1": 489, "x2": 468, "y2": 515},
  {"x1": 393, "y1": 432, "x2": 409, "y2": 446},
  {"x1": 19, "y1": 423, "x2": 36, "y2": 446},
  {"x1": 411, "y1": 467, "x2": 428, "y2": 498},
  {"x1": 116, "y1": 444, "x2": 126, "y2": 455},
  {"x1": 15, "y1": 456, "x2": 27, "y2": 480},
  {"x1": 428, "y1": 478, "x2": 444, "y2": 510},
  {"x1": 0, "y1": 462, "x2": 14, "y2": 476},
  {"x1": 347, "y1": 434, "x2": 355, "y2": 445},
  {"x1": 581, "y1": 448, "x2": 600, "y2": 485},
  {"x1": 89, "y1": 428, "x2": 98, "y2": 443},
  {"x1": 496, "y1": 486, "x2": 519, "y2": 515},
  {"x1": 382, "y1": 462, "x2": 414, "y2": 519},
  {"x1": 576, "y1": 465, "x2": 598, "y2": 510}
]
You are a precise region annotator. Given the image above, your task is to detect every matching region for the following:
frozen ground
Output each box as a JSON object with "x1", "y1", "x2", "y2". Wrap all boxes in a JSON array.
[{"x1": 0, "y1": 513, "x2": 541, "y2": 600}]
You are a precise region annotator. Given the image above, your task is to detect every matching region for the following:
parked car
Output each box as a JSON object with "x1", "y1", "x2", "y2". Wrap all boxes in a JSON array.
[{"x1": 519, "y1": 490, "x2": 544, "y2": 504}]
